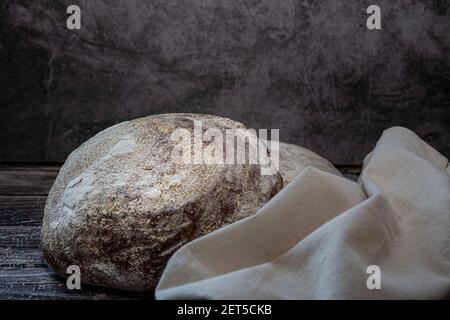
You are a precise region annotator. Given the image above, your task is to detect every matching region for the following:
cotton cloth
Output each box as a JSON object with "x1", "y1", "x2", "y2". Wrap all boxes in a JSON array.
[{"x1": 155, "y1": 127, "x2": 450, "y2": 299}]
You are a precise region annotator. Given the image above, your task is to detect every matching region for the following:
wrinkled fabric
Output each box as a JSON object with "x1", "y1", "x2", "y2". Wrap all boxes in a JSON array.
[{"x1": 156, "y1": 127, "x2": 450, "y2": 299}]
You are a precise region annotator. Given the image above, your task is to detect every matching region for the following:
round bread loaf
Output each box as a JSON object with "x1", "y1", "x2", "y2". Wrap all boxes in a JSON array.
[
  {"x1": 41, "y1": 113, "x2": 283, "y2": 291},
  {"x1": 278, "y1": 142, "x2": 341, "y2": 185}
]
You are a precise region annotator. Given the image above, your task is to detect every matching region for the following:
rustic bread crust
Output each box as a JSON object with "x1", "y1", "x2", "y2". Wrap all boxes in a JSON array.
[{"x1": 41, "y1": 113, "x2": 283, "y2": 291}]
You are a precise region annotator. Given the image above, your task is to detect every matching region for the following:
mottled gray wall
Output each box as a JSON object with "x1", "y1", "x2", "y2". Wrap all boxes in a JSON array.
[{"x1": 1, "y1": 0, "x2": 449, "y2": 164}]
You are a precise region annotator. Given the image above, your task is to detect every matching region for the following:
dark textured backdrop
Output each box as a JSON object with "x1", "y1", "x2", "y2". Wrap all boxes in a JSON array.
[{"x1": 1, "y1": 0, "x2": 449, "y2": 164}]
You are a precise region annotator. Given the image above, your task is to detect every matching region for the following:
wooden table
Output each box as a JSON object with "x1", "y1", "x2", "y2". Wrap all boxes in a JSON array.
[{"x1": 0, "y1": 163, "x2": 360, "y2": 300}]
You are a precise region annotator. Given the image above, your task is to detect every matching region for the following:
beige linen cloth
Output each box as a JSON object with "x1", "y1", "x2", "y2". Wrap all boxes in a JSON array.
[{"x1": 156, "y1": 127, "x2": 450, "y2": 299}]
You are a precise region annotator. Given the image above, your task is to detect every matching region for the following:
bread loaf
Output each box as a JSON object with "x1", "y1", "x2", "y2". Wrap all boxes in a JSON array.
[
  {"x1": 41, "y1": 113, "x2": 283, "y2": 291},
  {"x1": 278, "y1": 141, "x2": 341, "y2": 185}
]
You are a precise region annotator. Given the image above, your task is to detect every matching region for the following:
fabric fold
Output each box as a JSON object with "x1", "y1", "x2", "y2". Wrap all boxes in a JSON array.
[{"x1": 156, "y1": 127, "x2": 450, "y2": 299}]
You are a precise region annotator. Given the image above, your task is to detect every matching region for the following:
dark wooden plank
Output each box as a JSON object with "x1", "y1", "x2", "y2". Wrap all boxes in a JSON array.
[
  {"x1": 0, "y1": 226, "x2": 151, "y2": 300},
  {"x1": 0, "y1": 195, "x2": 46, "y2": 226},
  {"x1": 1, "y1": 247, "x2": 47, "y2": 269},
  {"x1": 0, "y1": 267, "x2": 150, "y2": 300},
  {"x1": 0, "y1": 226, "x2": 41, "y2": 249},
  {"x1": 0, "y1": 164, "x2": 55, "y2": 227},
  {"x1": 0, "y1": 165, "x2": 60, "y2": 195}
]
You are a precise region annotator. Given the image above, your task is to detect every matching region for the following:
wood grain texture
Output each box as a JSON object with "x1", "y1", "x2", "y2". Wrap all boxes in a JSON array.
[
  {"x1": 0, "y1": 196, "x2": 46, "y2": 226},
  {"x1": 0, "y1": 267, "x2": 150, "y2": 300},
  {"x1": 0, "y1": 165, "x2": 60, "y2": 195}
]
